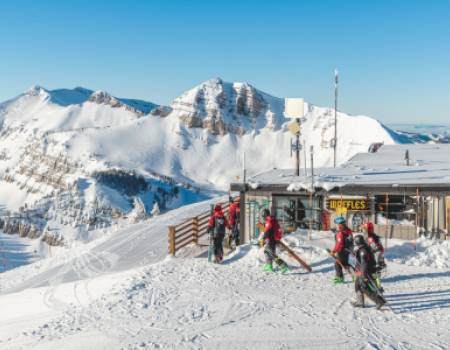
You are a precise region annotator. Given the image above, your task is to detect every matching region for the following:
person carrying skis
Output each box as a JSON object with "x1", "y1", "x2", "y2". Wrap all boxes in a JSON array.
[
  {"x1": 207, "y1": 204, "x2": 230, "y2": 263},
  {"x1": 228, "y1": 197, "x2": 240, "y2": 247},
  {"x1": 362, "y1": 221, "x2": 386, "y2": 289},
  {"x1": 329, "y1": 216, "x2": 353, "y2": 284},
  {"x1": 351, "y1": 234, "x2": 386, "y2": 309},
  {"x1": 258, "y1": 208, "x2": 289, "y2": 273},
  {"x1": 363, "y1": 221, "x2": 386, "y2": 270}
]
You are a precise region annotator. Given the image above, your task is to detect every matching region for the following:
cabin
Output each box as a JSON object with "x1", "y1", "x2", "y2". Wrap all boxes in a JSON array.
[{"x1": 231, "y1": 144, "x2": 450, "y2": 243}]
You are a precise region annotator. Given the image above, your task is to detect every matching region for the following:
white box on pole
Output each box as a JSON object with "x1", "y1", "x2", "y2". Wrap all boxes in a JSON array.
[{"x1": 284, "y1": 98, "x2": 304, "y2": 118}]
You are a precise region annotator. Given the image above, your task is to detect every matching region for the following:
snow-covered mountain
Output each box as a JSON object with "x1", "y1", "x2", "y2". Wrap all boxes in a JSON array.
[
  {"x1": 159, "y1": 78, "x2": 414, "y2": 175},
  {"x1": 388, "y1": 123, "x2": 450, "y2": 143},
  {"x1": 0, "y1": 86, "x2": 207, "y2": 243},
  {"x1": 0, "y1": 79, "x2": 420, "y2": 243}
]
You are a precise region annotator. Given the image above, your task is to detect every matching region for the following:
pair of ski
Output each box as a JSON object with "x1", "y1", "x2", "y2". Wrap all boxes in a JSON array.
[
  {"x1": 255, "y1": 222, "x2": 312, "y2": 272},
  {"x1": 326, "y1": 248, "x2": 387, "y2": 310},
  {"x1": 278, "y1": 240, "x2": 312, "y2": 272}
]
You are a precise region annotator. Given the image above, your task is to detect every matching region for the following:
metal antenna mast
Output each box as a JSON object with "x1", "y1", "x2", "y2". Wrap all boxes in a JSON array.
[{"x1": 333, "y1": 69, "x2": 339, "y2": 168}]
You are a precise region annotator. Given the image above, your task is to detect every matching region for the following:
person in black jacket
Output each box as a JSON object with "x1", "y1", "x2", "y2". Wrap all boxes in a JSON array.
[{"x1": 351, "y1": 235, "x2": 386, "y2": 309}]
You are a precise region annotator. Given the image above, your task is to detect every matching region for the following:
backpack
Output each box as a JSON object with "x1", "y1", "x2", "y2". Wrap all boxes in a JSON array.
[
  {"x1": 271, "y1": 216, "x2": 283, "y2": 241},
  {"x1": 213, "y1": 216, "x2": 226, "y2": 238},
  {"x1": 343, "y1": 228, "x2": 353, "y2": 250},
  {"x1": 357, "y1": 245, "x2": 377, "y2": 274},
  {"x1": 368, "y1": 234, "x2": 383, "y2": 252}
]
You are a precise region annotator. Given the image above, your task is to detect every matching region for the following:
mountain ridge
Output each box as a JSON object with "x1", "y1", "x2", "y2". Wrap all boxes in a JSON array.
[{"x1": 0, "y1": 78, "x2": 434, "y2": 243}]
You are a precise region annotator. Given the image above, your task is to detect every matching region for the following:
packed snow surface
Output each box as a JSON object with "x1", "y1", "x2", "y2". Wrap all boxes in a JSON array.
[{"x1": 0, "y1": 200, "x2": 450, "y2": 349}]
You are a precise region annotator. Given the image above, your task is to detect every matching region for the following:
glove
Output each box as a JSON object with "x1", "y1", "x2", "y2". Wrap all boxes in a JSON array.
[
  {"x1": 330, "y1": 250, "x2": 336, "y2": 257},
  {"x1": 259, "y1": 239, "x2": 265, "y2": 247}
]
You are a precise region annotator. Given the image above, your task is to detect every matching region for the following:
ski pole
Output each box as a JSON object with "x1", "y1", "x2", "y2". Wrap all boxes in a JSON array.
[{"x1": 326, "y1": 248, "x2": 355, "y2": 276}]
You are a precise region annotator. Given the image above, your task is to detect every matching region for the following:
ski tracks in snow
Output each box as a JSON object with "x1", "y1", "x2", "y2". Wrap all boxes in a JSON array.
[{"x1": 4, "y1": 234, "x2": 450, "y2": 349}]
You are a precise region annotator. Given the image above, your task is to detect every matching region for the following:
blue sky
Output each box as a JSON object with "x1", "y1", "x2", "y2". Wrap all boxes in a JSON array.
[{"x1": 1, "y1": 0, "x2": 449, "y2": 124}]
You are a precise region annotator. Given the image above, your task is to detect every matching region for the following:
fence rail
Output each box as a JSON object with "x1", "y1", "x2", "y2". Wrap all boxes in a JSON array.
[{"x1": 168, "y1": 201, "x2": 232, "y2": 256}]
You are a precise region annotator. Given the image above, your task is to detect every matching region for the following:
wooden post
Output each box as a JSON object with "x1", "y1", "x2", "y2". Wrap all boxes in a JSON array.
[
  {"x1": 239, "y1": 191, "x2": 246, "y2": 243},
  {"x1": 192, "y1": 217, "x2": 199, "y2": 244},
  {"x1": 384, "y1": 194, "x2": 389, "y2": 250},
  {"x1": 415, "y1": 187, "x2": 419, "y2": 250},
  {"x1": 308, "y1": 190, "x2": 313, "y2": 241},
  {"x1": 168, "y1": 226, "x2": 176, "y2": 256}
]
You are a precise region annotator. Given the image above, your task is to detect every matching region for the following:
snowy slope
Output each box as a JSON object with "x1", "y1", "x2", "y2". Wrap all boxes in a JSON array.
[
  {"x1": 1, "y1": 196, "x2": 225, "y2": 293},
  {"x1": 1, "y1": 215, "x2": 450, "y2": 349}
]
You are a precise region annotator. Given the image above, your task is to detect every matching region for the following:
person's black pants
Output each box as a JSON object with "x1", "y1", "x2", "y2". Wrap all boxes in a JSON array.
[
  {"x1": 334, "y1": 252, "x2": 349, "y2": 278},
  {"x1": 213, "y1": 234, "x2": 224, "y2": 258}
]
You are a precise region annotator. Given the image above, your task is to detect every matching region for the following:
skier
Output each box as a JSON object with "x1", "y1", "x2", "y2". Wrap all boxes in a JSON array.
[
  {"x1": 258, "y1": 209, "x2": 289, "y2": 273},
  {"x1": 351, "y1": 234, "x2": 386, "y2": 309},
  {"x1": 329, "y1": 216, "x2": 353, "y2": 284},
  {"x1": 228, "y1": 197, "x2": 240, "y2": 247},
  {"x1": 362, "y1": 221, "x2": 386, "y2": 289},
  {"x1": 207, "y1": 204, "x2": 230, "y2": 263}
]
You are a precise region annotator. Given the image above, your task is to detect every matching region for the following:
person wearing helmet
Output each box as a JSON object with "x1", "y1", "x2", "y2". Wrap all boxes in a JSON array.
[
  {"x1": 258, "y1": 208, "x2": 289, "y2": 273},
  {"x1": 208, "y1": 204, "x2": 230, "y2": 263},
  {"x1": 363, "y1": 221, "x2": 386, "y2": 270},
  {"x1": 228, "y1": 197, "x2": 240, "y2": 247},
  {"x1": 330, "y1": 216, "x2": 353, "y2": 284},
  {"x1": 351, "y1": 234, "x2": 386, "y2": 309},
  {"x1": 362, "y1": 221, "x2": 385, "y2": 289}
]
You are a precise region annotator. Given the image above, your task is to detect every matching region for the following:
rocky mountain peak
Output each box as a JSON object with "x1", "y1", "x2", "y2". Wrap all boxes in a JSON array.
[
  {"x1": 169, "y1": 78, "x2": 279, "y2": 135},
  {"x1": 88, "y1": 91, "x2": 148, "y2": 116}
]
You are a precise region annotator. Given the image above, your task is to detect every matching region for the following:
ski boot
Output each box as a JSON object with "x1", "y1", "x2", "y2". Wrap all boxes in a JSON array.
[
  {"x1": 375, "y1": 295, "x2": 386, "y2": 310},
  {"x1": 280, "y1": 265, "x2": 290, "y2": 274},
  {"x1": 333, "y1": 276, "x2": 344, "y2": 285},
  {"x1": 350, "y1": 292, "x2": 365, "y2": 308},
  {"x1": 263, "y1": 263, "x2": 274, "y2": 272}
]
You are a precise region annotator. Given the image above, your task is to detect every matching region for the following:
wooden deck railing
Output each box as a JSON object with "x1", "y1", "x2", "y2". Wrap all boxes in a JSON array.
[{"x1": 168, "y1": 201, "x2": 231, "y2": 256}]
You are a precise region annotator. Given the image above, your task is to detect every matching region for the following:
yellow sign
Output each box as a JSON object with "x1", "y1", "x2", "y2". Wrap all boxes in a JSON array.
[
  {"x1": 287, "y1": 121, "x2": 301, "y2": 135},
  {"x1": 327, "y1": 199, "x2": 368, "y2": 211},
  {"x1": 336, "y1": 207, "x2": 348, "y2": 215}
]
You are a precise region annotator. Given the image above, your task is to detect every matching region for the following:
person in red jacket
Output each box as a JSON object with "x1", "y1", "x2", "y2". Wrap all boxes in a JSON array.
[
  {"x1": 258, "y1": 209, "x2": 289, "y2": 273},
  {"x1": 362, "y1": 221, "x2": 386, "y2": 289},
  {"x1": 363, "y1": 222, "x2": 385, "y2": 268},
  {"x1": 228, "y1": 197, "x2": 240, "y2": 247},
  {"x1": 208, "y1": 204, "x2": 230, "y2": 263},
  {"x1": 330, "y1": 216, "x2": 353, "y2": 284}
]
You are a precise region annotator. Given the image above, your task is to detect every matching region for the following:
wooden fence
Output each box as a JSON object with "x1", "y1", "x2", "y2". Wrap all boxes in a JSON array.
[{"x1": 168, "y1": 201, "x2": 231, "y2": 256}]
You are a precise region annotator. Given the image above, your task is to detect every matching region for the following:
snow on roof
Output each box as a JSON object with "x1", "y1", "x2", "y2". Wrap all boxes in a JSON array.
[{"x1": 243, "y1": 144, "x2": 450, "y2": 191}]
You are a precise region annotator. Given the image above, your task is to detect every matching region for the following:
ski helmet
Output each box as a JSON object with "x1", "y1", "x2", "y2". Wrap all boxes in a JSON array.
[
  {"x1": 334, "y1": 216, "x2": 346, "y2": 225},
  {"x1": 354, "y1": 234, "x2": 365, "y2": 246},
  {"x1": 262, "y1": 208, "x2": 271, "y2": 218},
  {"x1": 214, "y1": 204, "x2": 222, "y2": 212}
]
